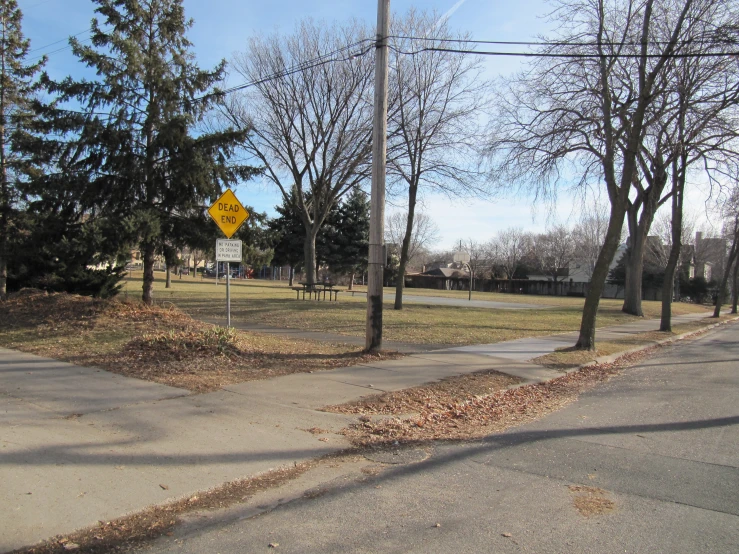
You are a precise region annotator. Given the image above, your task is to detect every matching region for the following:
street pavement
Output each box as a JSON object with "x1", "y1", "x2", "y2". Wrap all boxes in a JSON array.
[
  {"x1": 133, "y1": 323, "x2": 739, "y2": 554},
  {"x1": 0, "y1": 311, "x2": 730, "y2": 552},
  {"x1": 386, "y1": 292, "x2": 547, "y2": 310}
]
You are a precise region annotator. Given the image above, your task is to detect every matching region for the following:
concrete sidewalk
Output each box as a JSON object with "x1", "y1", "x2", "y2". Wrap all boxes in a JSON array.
[{"x1": 0, "y1": 311, "x2": 714, "y2": 552}]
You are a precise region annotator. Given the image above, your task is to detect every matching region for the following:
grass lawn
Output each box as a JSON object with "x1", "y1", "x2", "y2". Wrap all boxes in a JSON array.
[
  {"x1": 0, "y1": 290, "x2": 401, "y2": 392},
  {"x1": 123, "y1": 272, "x2": 712, "y2": 347}
]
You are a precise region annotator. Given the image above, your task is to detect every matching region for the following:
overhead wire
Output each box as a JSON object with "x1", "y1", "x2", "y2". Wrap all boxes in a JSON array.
[
  {"x1": 385, "y1": 34, "x2": 739, "y2": 60},
  {"x1": 26, "y1": 28, "x2": 92, "y2": 55},
  {"x1": 196, "y1": 38, "x2": 375, "y2": 102},
  {"x1": 387, "y1": 44, "x2": 739, "y2": 59},
  {"x1": 387, "y1": 35, "x2": 739, "y2": 48},
  {"x1": 25, "y1": 28, "x2": 738, "y2": 105},
  {"x1": 28, "y1": 37, "x2": 94, "y2": 63}
]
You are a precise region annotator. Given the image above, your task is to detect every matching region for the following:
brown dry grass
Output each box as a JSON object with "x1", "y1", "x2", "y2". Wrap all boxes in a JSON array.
[
  {"x1": 122, "y1": 273, "x2": 712, "y2": 346},
  {"x1": 0, "y1": 290, "x2": 402, "y2": 393}
]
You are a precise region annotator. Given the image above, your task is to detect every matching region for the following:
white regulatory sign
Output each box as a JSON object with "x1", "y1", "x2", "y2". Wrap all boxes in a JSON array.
[{"x1": 216, "y1": 239, "x2": 242, "y2": 262}]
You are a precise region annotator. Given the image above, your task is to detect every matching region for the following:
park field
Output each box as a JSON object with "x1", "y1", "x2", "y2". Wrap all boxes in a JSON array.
[{"x1": 124, "y1": 272, "x2": 711, "y2": 347}]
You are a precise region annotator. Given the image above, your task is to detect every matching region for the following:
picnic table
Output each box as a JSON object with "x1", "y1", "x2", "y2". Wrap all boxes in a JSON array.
[{"x1": 291, "y1": 282, "x2": 345, "y2": 301}]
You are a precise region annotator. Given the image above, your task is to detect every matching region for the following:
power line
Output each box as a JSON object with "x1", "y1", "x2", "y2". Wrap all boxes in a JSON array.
[
  {"x1": 29, "y1": 37, "x2": 93, "y2": 62},
  {"x1": 197, "y1": 38, "x2": 375, "y2": 102},
  {"x1": 28, "y1": 28, "x2": 737, "y2": 109},
  {"x1": 45, "y1": 37, "x2": 375, "y2": 113},
  {"x1": 388, "y1": 35, "x2": 739, "y2": 48},
  {"x1": 204, "y1": 35, "x2": 738, "y2": 103},
  {"x1": 388, "y1": 44, "x2": 739, "y2": 59},
  {"x1": 26, "y1": 28, "x2": 92, "y2": 55}
]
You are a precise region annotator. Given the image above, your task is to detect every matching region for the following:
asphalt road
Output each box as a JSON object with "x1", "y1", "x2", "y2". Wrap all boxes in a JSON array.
[
  {"x1": 391, "y1": 292, "x2": 547, "y2": 310},
  {"x1": 135, "y1": 323, "x2": 739, "y2": 554}
]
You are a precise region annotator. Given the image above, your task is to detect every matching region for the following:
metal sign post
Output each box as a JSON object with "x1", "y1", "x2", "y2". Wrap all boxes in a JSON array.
[
  {"x1": 226, "y1": 262, "x2": 231, "y2": 327},
  {"x1": 216, "y1": 239, "x2": 242, "y2": 328},
  {"x1": 208, "y1": 189, "x2": 249, "y2": 328}
]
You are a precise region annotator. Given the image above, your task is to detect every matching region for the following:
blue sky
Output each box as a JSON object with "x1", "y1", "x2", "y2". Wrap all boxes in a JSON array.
[
  {"x1": 19, "y1": 0, "x2": 567, "y2": 249},
  {"x1": 20, "y1": 0, "x2": 713, "y2": 247}
]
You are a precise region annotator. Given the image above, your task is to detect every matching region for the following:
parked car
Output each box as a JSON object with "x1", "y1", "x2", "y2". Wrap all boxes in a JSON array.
[{"x1": 205, "y1": 267, "x2": 229, "y2": 279}]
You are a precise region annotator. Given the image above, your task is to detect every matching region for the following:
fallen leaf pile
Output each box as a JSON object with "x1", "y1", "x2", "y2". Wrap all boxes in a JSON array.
[
  {"x1": 126, "y1": 326, "x2": 241, "y2": 361},
  {"x1": 340, "y1": 350, "x2": 657, "y2": 446},
  {"x1": 326, "y1": 370, "x2": 521, "y2": 416}
]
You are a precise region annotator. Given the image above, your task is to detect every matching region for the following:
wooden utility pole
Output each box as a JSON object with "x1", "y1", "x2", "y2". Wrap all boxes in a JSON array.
[{"x1": 366, "y1": 0, "x2": 390, "y2": 352}]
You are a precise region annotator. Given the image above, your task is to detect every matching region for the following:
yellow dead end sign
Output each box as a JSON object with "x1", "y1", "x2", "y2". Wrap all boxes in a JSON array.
[{"x1": 207, "y1": 189, "x2": 250, "y2": 238}]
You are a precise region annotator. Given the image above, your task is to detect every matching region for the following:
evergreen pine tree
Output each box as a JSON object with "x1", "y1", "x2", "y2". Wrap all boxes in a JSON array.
[
  {"x1": 269, "y1": 190, "x2": 343, "y2": 284},
  {"x1": 0, "y1": 0, "x2": 45, "y2": 297},
  {"x1": 42, "y1": 0, "x2": 255, "y2": 304},
  {"x1": 323, "y1": 187, "x2": 369, "y2": 288},
  {"x1": 269, "y1": 191, "x2": 311, "y2": 283}
]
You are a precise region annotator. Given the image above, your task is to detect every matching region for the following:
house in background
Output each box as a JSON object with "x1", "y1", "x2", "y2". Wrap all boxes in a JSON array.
[
  {"x1": 694, "y1": 231, "x2": 726, "y2": 282},
  {"x1": 406, "y1": 266, "x2": 469, "y2": 290}
]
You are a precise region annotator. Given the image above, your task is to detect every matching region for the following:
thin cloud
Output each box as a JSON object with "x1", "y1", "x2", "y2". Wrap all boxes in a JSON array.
[{"x1": 433, "y1": 0, "x2": 469, "y2": 31}]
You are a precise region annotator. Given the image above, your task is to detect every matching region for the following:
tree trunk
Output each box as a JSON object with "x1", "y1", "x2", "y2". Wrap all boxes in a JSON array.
[
  {"x1": 395, "y1": 183, "x2": 418, "y2": 310},
  {"x1": 622, "y1": 203, "x2": 639, "y2": 315},
  {"x1": 142, "y1": 242, "x2": 156, "y2": 305},
  {"x1": 0, "y1": 157, "x2": 6, "y2": 298},
  {"x1": 622, "y1": 233, "x2": 646, "y2": 317},
  {"x1": 575, "y1": 201, "x2": 627, "y2": 350},
  {"x1": 349, "y1": 272, "x2": 355, "y2": 291},
  {"x1": 731, "y1": 260, "x2": 738, "y2": 314},
  {"x1": 288, "y1": 266, "x2": 294, "y2": 287},
  {"x1": 713, "y1": 226, "x2": 738, "y2": 318},
  {"x1": 303, "y1": 232, "x2": 318, "y2": 284},
  {"x1": 623, "y1": 181, "x2": 662, "y2": 317},
  {"x1": 0, "y1": 21, "x2": 6, "y2": 300},
  {"x1": 660, "y1": 180, "x2": 684, "y2": 332},
  {"x1": 660, "y1": 245, "x2": 680, "y2": 333},
  {"x1": 0, "y1": 255, "x2": 6, "y2": 299},
  {"x1": 165, "y1": 266, "x2": 171, "y2": 288}
]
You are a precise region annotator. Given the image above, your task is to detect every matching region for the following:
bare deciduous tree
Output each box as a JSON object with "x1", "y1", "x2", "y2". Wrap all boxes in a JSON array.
[
  {"x1": 388, "y1": 9, "x2": 489, "y2": 310},
  {"x1": 713, "y1": 174, "x2": 739, "y2": 317},
  {"x1": 494, "y1": 227, "x2": 529, "y2": 284},
  {"x1": 623, "y1": 0, "x2": 739, "y2": 319},
  {"x1": 644, "y1": 209, "x2": 697, "y2": 295},
  {"x1": 572, "y1": 201, "x2": 610, "y2": 281},
  {"x1": 385, "y1": 210, "x2": 439, "y2": 271},
  {"x1": 534, "y1": 225, "x2": 576, "y2": 284},
  {"x1": 462, "y1": 238, "x2": 492, "y2": 297},
  {"x1": 487, "y1": 0, "x2": 702, "y2": 349},
  {"x1": 225, "y1": 20, "x2": 374, "y2": 283}
]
